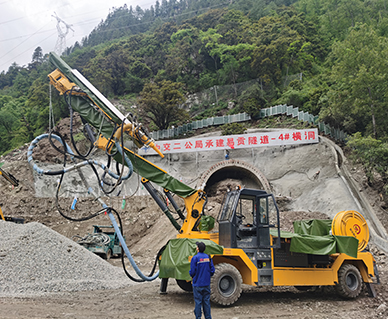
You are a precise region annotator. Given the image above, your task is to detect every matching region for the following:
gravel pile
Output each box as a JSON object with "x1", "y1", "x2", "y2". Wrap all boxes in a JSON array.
[{"x1": 0, "y1": 221, "x2": 136, "y2": 297}]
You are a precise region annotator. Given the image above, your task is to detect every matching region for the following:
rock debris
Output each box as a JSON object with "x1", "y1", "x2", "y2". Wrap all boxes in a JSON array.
[{"x1": 0, "y1": 221, "x2": 135, "y2": 297}]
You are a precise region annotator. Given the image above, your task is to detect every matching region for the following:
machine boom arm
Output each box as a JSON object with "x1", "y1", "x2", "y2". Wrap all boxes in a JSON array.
[{"x1": 47, "y1": 53, "x2": 211, "y2": 237}]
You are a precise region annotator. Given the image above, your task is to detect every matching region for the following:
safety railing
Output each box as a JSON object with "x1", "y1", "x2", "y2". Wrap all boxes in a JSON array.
[{"x1": 149, "y1": 105, "x2": 347, "y2": 142}]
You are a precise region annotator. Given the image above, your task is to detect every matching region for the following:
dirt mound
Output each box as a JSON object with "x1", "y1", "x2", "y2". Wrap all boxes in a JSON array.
[{"x1": 0, "y1": 221, "x2": 136, "y2": 297}]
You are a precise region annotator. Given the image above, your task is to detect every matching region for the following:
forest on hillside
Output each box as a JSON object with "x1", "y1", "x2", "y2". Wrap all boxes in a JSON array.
[{"x1": 0, "y1": 0, "x2": 388, "y2": 198}]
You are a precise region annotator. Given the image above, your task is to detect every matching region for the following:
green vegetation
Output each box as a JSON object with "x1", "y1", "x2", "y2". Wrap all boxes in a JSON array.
[
  {"x1": 221, "y1": 123, "x2": 246, "y2": 135},
  {"x1": 1, "y1": 0, "x2": 388, "y2": 197},
  {"x1": 138, "y1": 80, "x2": 189, "y2": 130},
  {"x1": 254, "y1": 116, "x2": 311, "y2": 130},
  {"x1": 347, "y1": 133, "x2": 388, "y2": 196}
]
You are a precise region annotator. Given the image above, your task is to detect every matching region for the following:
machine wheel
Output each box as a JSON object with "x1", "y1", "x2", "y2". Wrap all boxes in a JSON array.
[
  {"x1": 176, "y1": 279, "x2": 193, "y2": 292},
  {"x1": 210, "y1": 263, "x2": 242, "y2": 306},
  {"x1": 336, "y1": 264, "x2": 362, "y2": 299},
  {"x1": 105, "y1": 249, "x2": 112, "y2": 261}
]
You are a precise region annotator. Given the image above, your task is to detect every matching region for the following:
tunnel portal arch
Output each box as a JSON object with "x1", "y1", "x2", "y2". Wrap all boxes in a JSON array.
[{"x1": 197, "y1": 159, "x2": 271, "y2": 195}]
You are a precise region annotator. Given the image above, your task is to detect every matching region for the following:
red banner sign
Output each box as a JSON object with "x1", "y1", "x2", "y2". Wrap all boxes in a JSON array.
[{"x1": 139, "y1": 129, "x2": 319, "y2": 155}]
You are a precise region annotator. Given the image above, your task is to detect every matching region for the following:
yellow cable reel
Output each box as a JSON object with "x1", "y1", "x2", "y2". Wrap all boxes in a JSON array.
[{"x1": 331, "y1": 210, "x2": 369, "y2": 251}]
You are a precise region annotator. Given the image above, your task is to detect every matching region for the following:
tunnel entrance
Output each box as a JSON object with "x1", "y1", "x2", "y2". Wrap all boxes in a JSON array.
[{"x1": 198, "y1": 159, "x2": 271, "y2": 197}]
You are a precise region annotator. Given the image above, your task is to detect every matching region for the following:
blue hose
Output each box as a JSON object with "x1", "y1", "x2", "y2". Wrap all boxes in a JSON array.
[
  {"x1": 27, "y1": 133, "x2": 133, "y2": 181},
  {"x1": 29, "y1": 133, "x2": 153, "y2": 280},
  {"x1": 105, "y1": 205, "x2": 159, "y2": 281}
]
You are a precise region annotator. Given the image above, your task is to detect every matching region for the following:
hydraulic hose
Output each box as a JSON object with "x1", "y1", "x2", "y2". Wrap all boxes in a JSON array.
[
  {"x1": 27, "y1": 133, "x2": 74, "y2": 175},
  {"x1": 28, "y1": 130, "x2": 156, "y2": 281},
  {"x1": 27, "y1": 133, "x2": 133, "y2": 180},
  {"x1": 105, "y1": 206, "x2": 159, "y2": 281}
]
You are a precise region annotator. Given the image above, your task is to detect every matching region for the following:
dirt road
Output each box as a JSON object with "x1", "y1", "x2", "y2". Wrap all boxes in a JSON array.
[{"x1": 0, "y1": 278, "x2": 387, "y2": 319}]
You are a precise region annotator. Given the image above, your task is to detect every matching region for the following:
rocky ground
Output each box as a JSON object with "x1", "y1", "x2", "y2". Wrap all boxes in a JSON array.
[{"x1": 0, "y1": 128, "x2": 387, "y2": 318}]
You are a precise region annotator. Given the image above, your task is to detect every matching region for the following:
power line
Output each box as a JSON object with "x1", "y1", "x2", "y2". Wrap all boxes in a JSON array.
[
  {"x1": 0, "y1": 16, "x2": 109, "y2": 43},
  {"x1": 0, "y1": 5, "x2": 118, "y2": 71},
  {"x1": 0, "y1": 4, "x2": 144, "y2": 27},
  {"x1": 0, "y1": 31, "x2": 57, "y2": 70},
  {"x1": 0, "y1": 1, "x2": 230, "y2": 71},
  {"x1": 0, "y1": 3, "x2": 138, "y2": 70},
  {"x1": 0, "y1": 29, "x2": 55, "y2": 43},
  {"x1": 0, "y1": 1, "x2": 229, "y2": 47},
  {"x1": 75, "y1": 1, "x2": 230, "y2": 38},
  {"x1": 0, "y1": 21, "x2": 52, "y2": 62},
  {"x1": 0, "y1": 3, "x2": 69, "y2": 26}
]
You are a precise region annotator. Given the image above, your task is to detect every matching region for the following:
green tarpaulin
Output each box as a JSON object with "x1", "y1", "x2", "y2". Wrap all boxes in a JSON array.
[
  {"x1": 271, "y1": 219, "x2": 359, "y2": 258},
  {"x1": 199, "y1": 215, "x2": 215, "y2": 231},
  {"x1": 159, "y1": 238, "x2": 223, "y2": 281},
  {"x1": 293, "y1": 219, "x2": 332, "y2": 236},
  {"x1": 113, "y1": 150, "x2": 196, "y2": 198}
]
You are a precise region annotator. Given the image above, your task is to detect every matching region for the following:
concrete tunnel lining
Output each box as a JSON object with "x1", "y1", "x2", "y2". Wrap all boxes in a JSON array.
[{"x1": 197, "y1": 159, "x2": 271, "y2": 195}]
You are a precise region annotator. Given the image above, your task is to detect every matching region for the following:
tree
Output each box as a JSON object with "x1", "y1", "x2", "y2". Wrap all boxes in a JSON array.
[
  {"x1": 166, "y1": 27, "x2": 205, "y2": 90},
  {"x1": 296, "y1": 0, "x2": 368, "y2": 41},
  {"x1": 155, "y1": 0, "x2": 161, "y2": 17},
  {"x1": 31, "y1": 47, "x2": 44, "y2": 65},
  {"x1": 209, "y1": 42, "x2": 255, "y2": 95},
  {"x1": 138, "y1": 80, "x2": 188, "y2": 130},
  {"x1": 323, "y1": 24, "x2": 388, "y2": 138},
  {"x1": 0, "y1": 97, "x2": 23, "y2": 152},
  {"x1": 216, "y1": 9, "x2": 252, "y2": 45},
  {"x1": 83, "y1": 43, "x2": 133, "y2": 95},
  {"x1": 24, "y1": 79, "x2": 51, "y2": 139},
  {"x1": 199, "y1": 28, "x2": 223, "y2": 71},
  {"x1": 347, "y1": 132, "x2": 388, "y2": 195},
  {"x1": 0, "y1": 63, "x2": 22, "y2": 89}
]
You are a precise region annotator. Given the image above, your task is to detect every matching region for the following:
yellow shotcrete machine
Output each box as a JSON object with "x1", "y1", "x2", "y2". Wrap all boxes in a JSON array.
[{"x1": 27, "y1": 52, "x2": 378, "y2": 306}]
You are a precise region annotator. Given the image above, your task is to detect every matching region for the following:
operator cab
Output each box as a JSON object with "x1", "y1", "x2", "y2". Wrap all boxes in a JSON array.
[{"x1": 217, "y1": 188, "x2": 280, "y2": 249}]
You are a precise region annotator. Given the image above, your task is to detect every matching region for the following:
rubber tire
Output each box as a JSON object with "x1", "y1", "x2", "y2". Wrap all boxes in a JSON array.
[
  {"x1": 210, "y1": 263, "x2": 242, "y2": 306},
  {"x1": 336, "y1": 264, "x2": 362, "y2": 299},
  {"x1": 176, "y1": 279, "x2": 193, "y2": 292}
]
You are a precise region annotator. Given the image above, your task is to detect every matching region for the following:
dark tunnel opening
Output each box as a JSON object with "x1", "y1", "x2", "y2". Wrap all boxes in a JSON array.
[{"x1": 204, "y1": 166, "x2": 263, "y2": 197}]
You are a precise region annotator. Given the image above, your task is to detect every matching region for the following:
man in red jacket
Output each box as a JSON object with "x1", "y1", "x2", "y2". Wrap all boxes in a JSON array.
[{"x1": 189, "y1": 241, "x2": 215, "y2": 319}]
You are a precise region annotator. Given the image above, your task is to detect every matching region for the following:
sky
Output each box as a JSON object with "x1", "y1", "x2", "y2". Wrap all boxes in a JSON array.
[{"x1": 0, "y1": 0, "x2": 154, "y2": 73}]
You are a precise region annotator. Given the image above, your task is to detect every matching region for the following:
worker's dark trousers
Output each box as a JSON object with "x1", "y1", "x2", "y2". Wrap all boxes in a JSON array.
[{"x1": 193, "y1": 285, "x2": 211, "y2": 319}]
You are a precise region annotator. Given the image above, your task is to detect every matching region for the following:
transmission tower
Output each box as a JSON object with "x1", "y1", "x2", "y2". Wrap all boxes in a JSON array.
[{"x1": 52, "y1": 12, "x2": 74, "y2": 56}]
